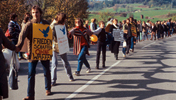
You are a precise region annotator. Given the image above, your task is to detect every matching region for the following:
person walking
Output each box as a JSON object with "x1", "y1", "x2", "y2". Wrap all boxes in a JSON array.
[
  {"x1": 50, "y1": 13, "x2": 74, "y2": 86},
  {"x1": 90, "y1": 18, "x2": 97, "y2": 32},
  {"x1": 109, "y1": 19, "x2": 121, "y2": 60},
  {"x1": 92, "y1": 21, "x2": 107, "y2": 69},
  {"x1": 8, "y1": 13, "x2": 21, "y2": 45},
  {"x1": 150, "y1": 23, "x2": 157, "y2": 40},
  {"x1": 68, "y1": 18, "x2": 92, "y2": 76},
  {"x1": 142, "y1": 21, "x2": 148, "y2": 41},
  {"x1": 16, "y1": 6, "x2": 52, "y2": 100},
  {"x1": 84, "y1": 20, "x2": 89, "y2": 29},
  {"x1": 123, "y1": 18, "x2": 132, "y2": 54},
  {"x1": 0, "y1": 28, "x2": 18, "y2": 100},
  {"x1": 129, "y1": 17, "x2": 136, "y2": 52},
  {"x1": 122, "y1": 20, "x2": 127, "y2": 57},
  {"x1": 156, "y1": 21, "x2": 163, "y2": 40},
  {"x1": 19, "y1": 16, "x2": 30, "y2": 60}
]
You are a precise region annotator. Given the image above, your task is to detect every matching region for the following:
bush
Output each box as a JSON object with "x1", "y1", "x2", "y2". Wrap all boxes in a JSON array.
[
  {"x1": 120, "y1": 13, "x2": 127, "y2": 17},
  {"x1": 129, "y1": 13, "x2": 134, "y2": 17}
]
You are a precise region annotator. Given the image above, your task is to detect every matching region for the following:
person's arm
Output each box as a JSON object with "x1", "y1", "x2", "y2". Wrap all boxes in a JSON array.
[
  {"x1": 52, "y1": 26, "x2": 57, "y2": 40},
  {"x1": 92, "y1": 28, "x2": 102, "y2": 35},
  {"x1": 16, "y1": 22, "x2": 31, "y2": 50},
  {"x1": 86, "y1": 29, "x2": 93, "y2": 36},
  {"x1": 123, "y1": 25, "x2": 128, "y2": 34},
  {"x1": 68, "y1": 28, "x2": 75, "y2": 39},
  {"x1": 0, "y1": 28, "x2": 16, "y2": 51}
]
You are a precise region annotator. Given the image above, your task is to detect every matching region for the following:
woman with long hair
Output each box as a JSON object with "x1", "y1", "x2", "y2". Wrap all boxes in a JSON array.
[{"x1": 68, "y1": 18, "x2": 92, "y2": 76}]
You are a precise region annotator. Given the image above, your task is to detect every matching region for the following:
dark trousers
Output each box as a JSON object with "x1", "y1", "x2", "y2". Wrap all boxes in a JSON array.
[
  {"x1": 161, "y1": 32, "x2": 164, "y2": 38},
  {"x1": 157, "y1": 31, "x2": 161, "y2": 39},
  {"x1": 27, "y1": 60, "x2": 51, "y2": 97},
  {"x1": 126, "y1": 37, "x2": 131, "y2": 54},
  {"x1": 96, "y1": 41, "x2": 106, "y2": 66}
]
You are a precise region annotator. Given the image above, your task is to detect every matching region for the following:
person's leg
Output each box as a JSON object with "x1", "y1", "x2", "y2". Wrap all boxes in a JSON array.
[
  {"x1": 77, "y1": 46, "x2": 86, "y2": 72},
  {"x1": 102, "y1": 42, "x2": 106, "y2": 67},
  {"x1": 50, "y1": 51, "x2": 58, "y2": 84},
  {"x1": 60, "y1": 53, "x2": 73, "y2": 80},
  {"x1": 157, "y1": 31, "x2": 160, "y2": 39},
  {"x1": 154, "y1": 32, "x2": 156, "y2": 40},
  {"x1": 27, "y1": 61, "x2": 38, "y2": 97},
  {"x1": 96, "y1": 41, "x2": 101, "y2": 69},
  {"x1": 130, "y1": 36, "x2": 134, "y2": 50},
  {"x1": 142, "y1": 32, "x2": 145, "y2": 40},
  {"x1": 126, "y1": 37, "x2": 131, "y2": 54},
  {"x1": 150, "y1": 32, "x2": 153, "y2": 40},
  {"x1": 82, "y1": 46, "x2": 90, "y2": 70},
  {"x1": 115, "y1": 41, "x2": 120, "y2": 60},
  {"x1": 41, "y1": 60, "x2": 51, "y2": 92},
  {"x1": 145, "y1": 32, "x2": 148, "y2": 40}
]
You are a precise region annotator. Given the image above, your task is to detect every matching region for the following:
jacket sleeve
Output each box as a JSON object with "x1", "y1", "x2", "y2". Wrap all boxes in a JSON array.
[
  {"x1": 0, "y1": 28, "x2": 15, "y2": 50},
  {"x1": 92, "y1": 28, "x2": 102, "y2": 35},
  {"x1": 16, "y1": 22, "x2": 31, "y2": 50}
]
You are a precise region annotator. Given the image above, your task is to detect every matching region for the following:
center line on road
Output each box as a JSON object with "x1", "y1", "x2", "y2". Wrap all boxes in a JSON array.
[
  {"x1": 141, "y1": 42, "x2": 156, "y2": 49},
  {"x1": 65, "y1": 60, "x2": 122, "y2": 100}
]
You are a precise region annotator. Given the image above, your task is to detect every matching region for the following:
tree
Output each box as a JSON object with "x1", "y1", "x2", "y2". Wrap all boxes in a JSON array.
[
  {"x1": 99, "y1": 12, "x2": 114, "y2": 23},
  {"x1": 0, "y1": 0, "x2": 26, "y2": 32},
  {"x1": 113, "y1": 4, "x2": 119, "y2": 13}
]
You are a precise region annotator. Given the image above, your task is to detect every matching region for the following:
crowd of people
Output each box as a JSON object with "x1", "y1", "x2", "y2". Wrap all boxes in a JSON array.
[{"x1": 0, "y1": 5, "x2": 176, "y2": 100}]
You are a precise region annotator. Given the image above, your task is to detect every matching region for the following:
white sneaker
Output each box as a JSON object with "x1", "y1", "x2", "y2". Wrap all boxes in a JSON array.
[
  {"x1": 123, "y1": 54, "x2": 126, "y2": 58},
  {"x1": 86, "y1": 69, "x2": 91, "y2": 73}
]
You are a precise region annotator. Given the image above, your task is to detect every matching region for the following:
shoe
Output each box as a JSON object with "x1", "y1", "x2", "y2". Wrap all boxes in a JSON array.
[
  {"x1": 73, "y1": 71, "x2": 80, "y2": 76},
  {"x1": 86, "y1": 69, "x2": 91, "y2": 73},
  {"x1": 115, "y1": 55, "x2": 118, "y2": 60},
  {"x1": 102, "y1": 65, "x2": 106, "y2": 68},
  {"x1": 123, "y1": 54, "x2": 126, "y2": 58},
  {"x1": 18, "y1": 58, "x2": 22, "y2": 60},
  {"x1": 69, "y1": 76, "x2": 75, "y2": 82},
  {"x1": 96, "y1": 66, "x2": 99, "y2": 69},
  {"x1": 23, "y1": 96, "x2": 35, "y2": 100},
  {"x1": 51, "y1": 82, "x2": 56, "y2": 86},
  {"x1": 69, "y1": 78, "x2": 75, "y2": 82},
  {"x1": 46, "y1": 90, "x2": 51, "y2": 96}
]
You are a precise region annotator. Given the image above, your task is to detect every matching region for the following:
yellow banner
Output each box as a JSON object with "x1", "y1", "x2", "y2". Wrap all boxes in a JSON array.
[{"x1": 31, "y1": 23, "x2": 53, "y2": 60}]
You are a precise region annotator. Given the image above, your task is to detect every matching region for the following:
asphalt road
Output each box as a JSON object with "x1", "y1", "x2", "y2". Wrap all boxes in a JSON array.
[{"x1": 7, "y1": 35, "x2": 176, "y2": 100}]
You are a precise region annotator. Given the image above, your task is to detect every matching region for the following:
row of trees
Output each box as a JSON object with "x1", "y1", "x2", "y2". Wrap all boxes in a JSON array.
[{"x1": 0, "y1": 0, "x2": 89, "y2": 32}]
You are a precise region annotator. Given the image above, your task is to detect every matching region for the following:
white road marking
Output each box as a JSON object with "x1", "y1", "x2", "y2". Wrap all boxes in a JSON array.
[
  {"x1": 65, "y1": 60, "x2": 122, "y2": 100},
  {"x1": 65, "y1": 41, "x2": 156, "y2": 100},
  {"x1": 141, "y1": 42, "x2": 156, "y2": 49}
]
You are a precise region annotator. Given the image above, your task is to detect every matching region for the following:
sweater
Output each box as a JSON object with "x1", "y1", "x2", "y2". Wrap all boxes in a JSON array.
[
  {"x1": 8, "y1": 20, "x2": 21, "y2": 41},
  {"x1": 68, "y1": 26, "x2": 92, "y2": 55}
]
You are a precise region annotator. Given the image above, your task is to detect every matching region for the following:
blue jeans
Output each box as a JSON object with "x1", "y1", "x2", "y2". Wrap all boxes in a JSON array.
[
  {"x1": 122, "y1": 48, "x2": 126, "y2": 55},
  {"x1": 130, "y1": 37, "x2": 134, "y2": 50},
  {"x1": 77, "y1": 46, "x2": 90, "y2": 72},
  {"x1": 27, "y1": 60, "x2": 51, "y2": 97},
  {"x1": 51, "y1": 51, "x2": 72, "y2": 83},
  {"x1": 142, "y1": 32, "x2": 148, "y2": 40}
]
